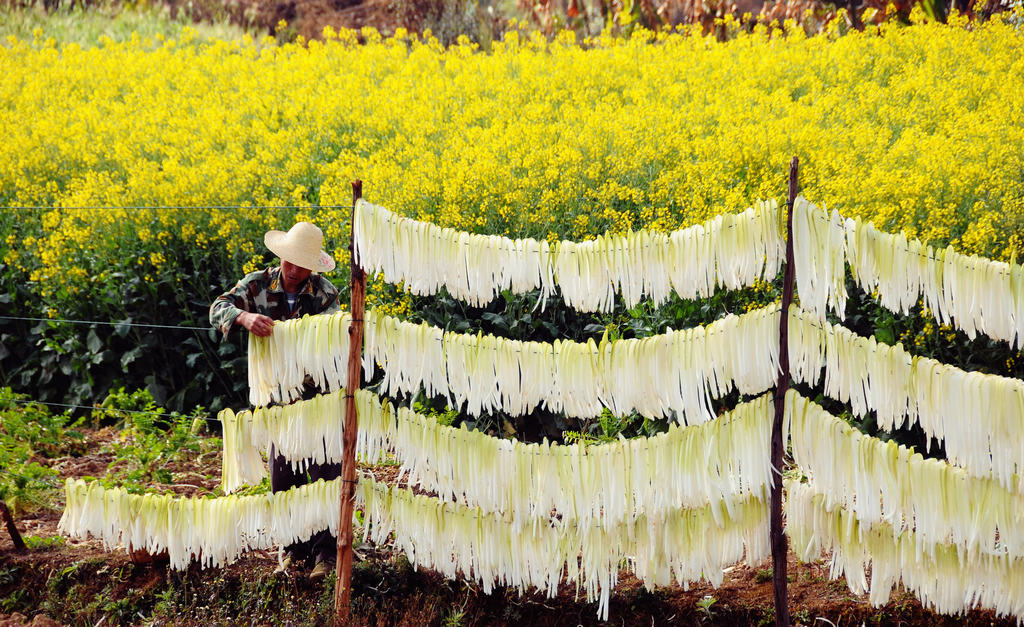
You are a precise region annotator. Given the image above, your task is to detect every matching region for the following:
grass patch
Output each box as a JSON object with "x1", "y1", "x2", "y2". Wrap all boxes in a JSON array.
[{"x1": 0, "y1": 2, "x2": 255, "y2": 47}]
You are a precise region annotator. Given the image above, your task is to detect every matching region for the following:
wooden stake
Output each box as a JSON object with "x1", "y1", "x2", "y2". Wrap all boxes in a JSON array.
[
  {"x1": 0, "y1": 500, "x2": 25, "y2": 551},
  {"x1": 335, "y1": 180, "x2": 366, "y2": 624},
  {"x1": 770, "y1": 157, "x2": 798, "y2": 627}
]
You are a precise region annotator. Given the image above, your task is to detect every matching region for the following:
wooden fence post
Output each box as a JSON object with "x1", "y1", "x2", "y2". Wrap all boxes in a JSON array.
[
  {"x1": 0, "y1": 500, "x2": 25, "y2": 551},
  {"x1": 770, "y1": 157, "x2": 798, "y2": 627},
  {"x1": 335, "y1": 180, "x2": 366, "y2": 624}
]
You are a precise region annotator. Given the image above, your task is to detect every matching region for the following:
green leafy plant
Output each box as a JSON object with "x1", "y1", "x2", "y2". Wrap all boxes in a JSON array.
[
  {"x1": 0, "y1": 461, "x2": 59, "y2": 517},
  {"x1": 442, "y1": 607, "x2": 467, "y2": 627},
  {"x1": 0, "y1": 388, "x2": 83, "y2": 516},
  {"x1": 413, "y1": 395, "x2": 460, "y2": 427},
  {"x1": 95, "y1": 388, "x2": 216, "y2": 494},
  {"x1": 23, "y1": 534, "x2": 65, "y2": 550},
  {"x1": 696, "y1": 594, "x2": 717, "y2": 619},
  {"x1": 0, "y1": 386, "x2": 84, "y2": 456}
]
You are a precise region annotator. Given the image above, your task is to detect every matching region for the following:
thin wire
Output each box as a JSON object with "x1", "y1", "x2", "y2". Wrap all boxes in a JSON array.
[
  {"x1": 2, "y1": 205, "x2": 350, "y2": 211},
  {"x1": 9, "y1": 397, "x2": 196, "y2": 420},
  {"x1": 0, "y1": 315, "x2": 211, "y2": 331}
]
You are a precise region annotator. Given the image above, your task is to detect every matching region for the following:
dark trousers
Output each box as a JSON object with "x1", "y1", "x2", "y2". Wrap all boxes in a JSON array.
[{"x1": 270, "y1": 445, "x2": 342, "y2": 563}]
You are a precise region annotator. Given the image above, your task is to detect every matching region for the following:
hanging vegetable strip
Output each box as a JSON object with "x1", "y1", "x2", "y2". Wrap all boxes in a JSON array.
[
  {"x1": 792, "y1": 198, "x2": 1024, "y2": 347},
  {"x1": 790, "y1": 197, "x2": 849, "y2": 321},
  {"x1": 219, "y1": 388, "x2": 392, "y2": 493},
  {"x1": 786, "y1": 391, "x2": 1024, "y2": 558},
  {"x1": 248, "y1": 305, "x2": 781, "y2": 420},
  {"x1": 60, "y1": 475, "x2": 768, "y2": 620},
  {"x1": 246, "y1": 310, "x2": 352, "y2": 407},
  {"x1": 221, "y1": 388, "x2": 775, "y2": 528},
  {"x1": 786, "y1": 481, "x2": 1024, "y2": 618},
  {"x1": 60, "y1": 476, "x2": 342, "y2": 571},
  {"x1": 788, "y1": 306, "x2": 1024, "y2": 493},
  {"x1": 357, "y1": 474, "x2": 767, "y2": 621},
  {"x1": 352, "y1": 198, "x2": 783, "y2": 312}
]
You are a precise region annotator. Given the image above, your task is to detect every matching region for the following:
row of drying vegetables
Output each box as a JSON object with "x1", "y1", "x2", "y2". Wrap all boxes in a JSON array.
[
  {"x1": 246, "y1": 305, "x2": 1024, "y2": 495},
  {"x1": 60, "y1": 198, "x2": 1024, "y2": 620},
  {"x1": 357, "y1": 196, "x2": 1024, "y2": 347},
  {"x1": 60, "y1": 386, "x2": 1024, "y2": 618}
]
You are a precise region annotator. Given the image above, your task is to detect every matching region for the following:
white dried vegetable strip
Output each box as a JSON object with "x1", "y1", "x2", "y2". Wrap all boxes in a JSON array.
[
  {"x1": 250, "y1": 306, "x2": 780, "y2": 422},
  {"x1": 218, "y1": 389, "x2": 392, "y2": 493},
  {"x1": 247, "y1": 312, "x2": 353, "y2": 407},
  {"x1": 353, "y1": 198, "x2": 783, "y2": 313},
  {"x1": 788, "y1": 306, "x2": 1024, "y2": 493},
  {"x1": 792, "y1": 199, "x2": 1024, "y2": 346},
  {"x1": 786, "y1": 391, "x2": 1024, "y2": 558},
  {"x1": 219, "y1": 407, "x2": 267, "y2": 494},
  {"x1": 786, "y1": 481, "x2": 1024, "y2": 619},
  {"x1": 791, "y1": 196, "x2": 849, "y2": 321},
  {"x1": 364, "y1": 305, "x2": 780, "y2": 422},
  {"x1": 61, "y1": 474, "x2": 768, "y2": 621},
  {"x1": 60, "y1": 477, "x2": 341, "y2": 571},
  {"x1": 358, "y1": 475, "x2": 769, "y2": 621},
  {"x1": 846, "y1": 215, "x2": 1024, "y2": 347},
  {"x1": 220, "y1": 390, "x2": 775, "y2": 528},
  {"x1": 353, "y1": 199, "x2": 555, "y2": 307}
]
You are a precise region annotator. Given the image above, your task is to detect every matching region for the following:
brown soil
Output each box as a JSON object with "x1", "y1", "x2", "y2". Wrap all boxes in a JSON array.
[
  {"x1": 0, "y1": 428, "x2": 1017, "y2": 626},
  {"x1": 166, "y1": 0, "x2": 402, "y2": 42}
]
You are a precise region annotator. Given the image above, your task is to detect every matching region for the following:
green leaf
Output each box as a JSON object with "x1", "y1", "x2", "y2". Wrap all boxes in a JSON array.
[
  {"x1": 481, "y1": 312, "x2": 509, "y2": 332},
  {"x1": 121, "y1": 347, "x2": 142, "y2": 369},
  {"x1": 113, "y1": 318, "x2": 132, "y2": 338},
  {"x1": 86, "y1": 329, "x2": 103, "y2": 354},
  {"x1": 874, "y1": 324, "x2": 895, "y2": 346}
]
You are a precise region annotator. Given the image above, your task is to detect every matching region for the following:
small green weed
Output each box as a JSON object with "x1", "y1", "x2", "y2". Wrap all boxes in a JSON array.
[
  {"x1": 696, "y1": 594, "x2": 717, "y2": 619},
  {"x1": 97, "y1": 388, "x2": 214, "y2": 493},
  {"x1": 0, "y1": 566, "x2": 17, "y2": 586},
  {"x1": 1, "y1": 588, "x2": 27, "y2": 612},
  {"x1": 755, "y1": 568, "x2": 773, "y2": 583},
  {"x1": 0, "y1": 461, "x2": 59, "y2": 517},
  {"x1": 0, "y1": 387, "x2": 84, "y2": 516},
  {"x1": 564, "y1": 407, "x2": 656, "y2": 445},
  {"x1": 755, "y1": 606, "x2": 776, "y2": 627},
  {"x1": 442, "y1": 598, "x2": 469, "y2": 627},
  {"x1": 413, "y1": 397, "x2": 460, "y2": 427},
  {"x1": 0, "y1": 387, "x2": 84, "y2": 456},
  {"x1": 23, "y1": 534, "x2": 64, "y2": 550}
]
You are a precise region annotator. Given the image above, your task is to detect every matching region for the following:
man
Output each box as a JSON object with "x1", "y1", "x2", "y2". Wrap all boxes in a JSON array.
[{"x1": 210, "y1": 221, "x2": 341, "y2": 580}]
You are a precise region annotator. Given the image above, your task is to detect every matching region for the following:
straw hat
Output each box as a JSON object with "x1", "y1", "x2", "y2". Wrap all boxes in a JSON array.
[{"x1": 264, "y1": 222, "x2": 336, "y2": 273}]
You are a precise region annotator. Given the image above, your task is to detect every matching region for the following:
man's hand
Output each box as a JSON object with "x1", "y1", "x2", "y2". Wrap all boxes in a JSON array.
[{"x1": 237, "y1": 312, "x2": 275, "y2": 337}]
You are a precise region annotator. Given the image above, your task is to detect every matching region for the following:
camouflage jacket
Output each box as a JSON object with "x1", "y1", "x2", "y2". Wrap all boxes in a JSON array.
[{"x1": 209, "y1": 266, "x2": 341, "y2": 338}]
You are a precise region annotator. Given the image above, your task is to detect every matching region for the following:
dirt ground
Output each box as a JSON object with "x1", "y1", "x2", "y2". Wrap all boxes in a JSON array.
[
  {"x1": 251, "y1": 0, "x2": 400, "y2": 42},
  {"x1": 166, "y1": 0, "x2": 401, "y2": 43},
  {"x1": 0, "y1": 428, "x2": 1019, "y2": 626}
]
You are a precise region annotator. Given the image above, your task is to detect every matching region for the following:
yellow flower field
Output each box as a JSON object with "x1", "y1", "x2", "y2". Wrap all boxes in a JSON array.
[{"x1": 1, "y1": 18, "x2": 1023, "y2": 305}]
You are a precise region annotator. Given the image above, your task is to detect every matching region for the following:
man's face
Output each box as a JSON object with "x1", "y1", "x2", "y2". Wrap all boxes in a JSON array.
[{"x1": 281, "y1": 260, "x2": 312, "y2": 293}]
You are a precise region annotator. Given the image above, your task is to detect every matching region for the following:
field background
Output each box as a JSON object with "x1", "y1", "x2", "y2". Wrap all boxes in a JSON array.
[
  {"x1": 3, "y1": 7, "x2": 1024, "y2": 418},
  {"x1": 2, "y1": 2, "x2": 1024, "y2": 624}
]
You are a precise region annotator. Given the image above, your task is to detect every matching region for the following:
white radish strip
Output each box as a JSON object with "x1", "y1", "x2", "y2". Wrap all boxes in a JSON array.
[
  {"x1": 787, "y1": 306, "x2": 1024, "y2": 494},
  {"x1": 786, "y1": 480, "x2": 1024, "y2": 619},
  {"x1": 786, "y1": 391, "x2": 1024, "y2": 558},
  {"x1": 357, "y1": 475, "x2": 768, "y2": 621},
  {"x1": 353, "y1": 198, "x2": 784, "y2": 313}
]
